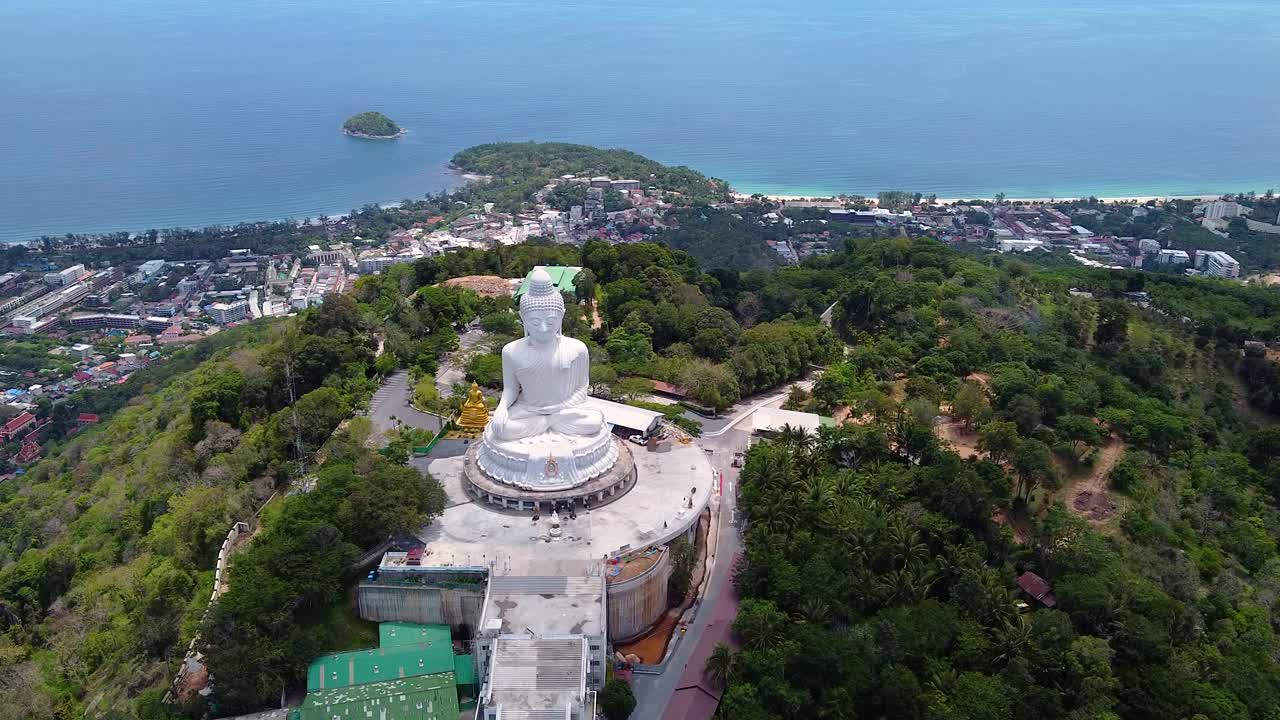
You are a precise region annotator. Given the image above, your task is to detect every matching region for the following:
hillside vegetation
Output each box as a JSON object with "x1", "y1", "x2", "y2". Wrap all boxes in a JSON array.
[
  {"x1": 0, "y1": 295, "x2": 446, "y2": 719},
  {"x1": 720, "y1": 237, "x2": 1280, "y2": 720}
]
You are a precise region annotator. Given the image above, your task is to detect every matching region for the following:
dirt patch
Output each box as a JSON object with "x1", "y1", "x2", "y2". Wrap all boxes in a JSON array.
[
  {"x1": 1072, "y1": 490, "x2": 1119, "y2": 522},
  {"x1": 933, "y1": 416, "x2": 986, "y2": 460},
  {"x1": 1246, "y1": 272, "x2": 1280, "y2": 286},
  {"x1": 616, "y1": 614, "x2": 678, "y2": 664},
  {"x1": 1060, "y1": 434, "x2": 1127, "y2": 528},
  {"x1": 439, "y1": 275, "x2": 517, "y2": 298},
  {"x1": 993, "y1": 507, "x2": 1030, "y2": 544}
]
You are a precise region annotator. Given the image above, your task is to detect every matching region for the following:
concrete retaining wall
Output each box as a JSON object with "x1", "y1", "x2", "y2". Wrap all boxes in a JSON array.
[
  {"x1": 606, "y1": 548, "x2": 672, "y2": 642},
  {"x1": 358, "y1": 582, "x2": 486, "y2": 631}
]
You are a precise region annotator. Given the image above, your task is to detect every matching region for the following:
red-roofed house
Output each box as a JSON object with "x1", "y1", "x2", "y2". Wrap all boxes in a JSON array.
[
  {"x1": 22, "y1": 422, "x2": 48, "y2": 444},
  {"x1": 662, "y1": 556, "x2": 742, "y2": 720},
  {"x1": 0, "y1": 412, "x2": 36, "y2": 441},
  {"x1": 15, "y1": 440, "x2": 41, "y2": 464},
  {"x1": 73, "y1": 370, "x2": 94, "y2": 382},
  {"x1": 1017, "y1": 571, "x2": 1057, "y2": 608},
  {"x1": 77, "y1": 413, "x2": 100, "y2": 426},
  {"x1": 649, "y1": 379, "x2": 688, "y2": 399}
]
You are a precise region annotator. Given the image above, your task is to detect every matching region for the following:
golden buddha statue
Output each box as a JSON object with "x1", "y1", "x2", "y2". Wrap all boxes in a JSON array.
[{"x1": 457, "y1": 382, "x2": 490, "y2": 432}]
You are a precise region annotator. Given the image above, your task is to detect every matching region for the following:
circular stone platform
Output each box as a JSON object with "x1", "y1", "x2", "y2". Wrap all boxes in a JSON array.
[{"x1": 463, "y1": 436, "x2": 636, "y2": 511}]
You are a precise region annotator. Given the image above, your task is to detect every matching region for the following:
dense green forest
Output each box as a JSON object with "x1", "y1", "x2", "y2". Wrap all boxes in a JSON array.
[
  {"x1": 341, "y1": 112, "x2": 402, "y2": 138},
  {"x1": 716, "y1": 236, "x2": 1280, "y2": 720}
]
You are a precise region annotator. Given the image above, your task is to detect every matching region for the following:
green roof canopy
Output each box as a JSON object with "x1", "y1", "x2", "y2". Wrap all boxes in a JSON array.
[
  {"x1": 453, "y1": 653, "x2": 477, "y2": 687},
  {"x1": 297, "y1": 674, "x2": 460, "y2": 720},
  {"x1": 307, "y1": 637, "x2": 455, "y2": 692},
  {"x1": 379, "y1": 622, "x2": 452, "y2": 649},
  {"x1": 514, "y1": 266, "x2": 582, "y2": 300}
]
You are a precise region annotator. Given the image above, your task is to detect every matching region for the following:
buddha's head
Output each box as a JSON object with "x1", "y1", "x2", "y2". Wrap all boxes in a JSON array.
[{"x1": 519, "y1": 268, "x2": 565, "y2": 346}]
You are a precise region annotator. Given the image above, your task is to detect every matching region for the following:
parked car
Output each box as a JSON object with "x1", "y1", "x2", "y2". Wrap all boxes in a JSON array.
[{"x1": 628, "y1": 434, "x2": 648, "y2": 446}]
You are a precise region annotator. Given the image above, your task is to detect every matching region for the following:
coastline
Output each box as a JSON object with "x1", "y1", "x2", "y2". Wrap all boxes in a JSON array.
[
  {"x1": 1, "y1": 160, "x2": 1264, "y2": 244},
  {"x1": 731, "y1": 190, "x2": 1233, "y2": 205},
  {"x1": 341, "y1": 128, "x2": 406, "y2": 140}
]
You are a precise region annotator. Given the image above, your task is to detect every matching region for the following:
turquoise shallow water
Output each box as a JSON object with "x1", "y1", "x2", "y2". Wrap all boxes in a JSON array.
[{"x1": 1, "y1": 0, "x2": 1278, "y2": 242}]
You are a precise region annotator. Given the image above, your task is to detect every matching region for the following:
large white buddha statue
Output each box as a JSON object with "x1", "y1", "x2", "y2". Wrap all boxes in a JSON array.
[{"x1": 475, "y1": 268, "x2": 618, "y2": 491}]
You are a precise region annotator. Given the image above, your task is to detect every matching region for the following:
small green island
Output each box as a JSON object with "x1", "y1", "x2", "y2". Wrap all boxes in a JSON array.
[{"x1": 341, "y1": 111, "x2": 404, "y2": 139}]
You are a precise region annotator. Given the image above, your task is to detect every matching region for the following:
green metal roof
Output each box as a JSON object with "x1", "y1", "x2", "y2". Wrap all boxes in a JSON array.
[
  {"x1": 452, "y1": 653, "x2": 476, "y2": 687},
  {"x1": 297, "y1": 674, "x2": 460, "y2": 720},
  {"x1": 307, "y1": 639, "x2": 456, "y2": 692},
  {"x1": 514, "y1": 265, "x2": 582, "y2": 299},
  {"x1": 379, "y1": 622, "x2": 452, "y2": 649}
]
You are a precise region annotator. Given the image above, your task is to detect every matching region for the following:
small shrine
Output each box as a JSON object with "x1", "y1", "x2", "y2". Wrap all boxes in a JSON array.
[{"x1": 451, "y1": 383, "x2": 490, "y2": 439}]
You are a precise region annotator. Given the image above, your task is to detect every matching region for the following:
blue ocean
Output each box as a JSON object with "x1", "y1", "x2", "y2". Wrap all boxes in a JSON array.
[{"x1": 2, "y1": 0, "x2": 1278, "y2": 242}]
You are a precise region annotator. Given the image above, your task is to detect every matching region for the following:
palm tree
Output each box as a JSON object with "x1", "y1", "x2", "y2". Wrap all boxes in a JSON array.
[
  {"x1": 802, "y1": 475, "x2": 836, "y2": 524},
  {"x1": 990, "y1": 613, "x2": 1032, "y2": 667},
  {"x1": 797, "y1": 597, "x2": 832, "y2": 626},
  {"x1": 776, "y1": 423, "x2": 814, "y2": 452},
  {"x1": 704, "y1": 643, "x2": 737, "y2": 688},
  {"x1": 886, "y1": 521, "x2": 929, "y2": 570}
]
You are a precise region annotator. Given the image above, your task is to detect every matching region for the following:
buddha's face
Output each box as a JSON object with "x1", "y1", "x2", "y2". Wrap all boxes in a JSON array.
[{"x1": 521, "y1": 309, "x2": 562, "y2": 346}]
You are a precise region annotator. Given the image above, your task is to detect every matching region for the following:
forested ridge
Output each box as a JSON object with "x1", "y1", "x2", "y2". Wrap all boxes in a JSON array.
[
  {"x1": 451, "y1": 141, "x2": 731, "y2": 210},
  {"x1": 720, "y1": 237, "x2": 1280, "y2": 720},
  {"x1": 5, "y1": 211, "x2": 1280, "y2": 718}
]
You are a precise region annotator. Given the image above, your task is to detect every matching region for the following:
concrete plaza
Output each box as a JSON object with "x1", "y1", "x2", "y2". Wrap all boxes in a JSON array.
[{"x1": 415, "y1": 438, "x2": 716, "y2": 576}]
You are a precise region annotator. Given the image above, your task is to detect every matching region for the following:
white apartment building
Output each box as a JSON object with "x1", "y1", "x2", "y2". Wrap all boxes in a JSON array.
[
  {"x1": 1202, "y1": 200, "x2": 1247, "y2": 222},
  {"x1": 1201, "y1": 251, "x2": 1241, "y2": 279},
  {"x1": 43, "y1": 264, "x2": 86, "y2": 287},
  {"x1": 207, "y1": 300, "x2": 249, "y2": 324},
  {"x1": 1157, "y1": 249, "x2": 1190, "y2": 265}
]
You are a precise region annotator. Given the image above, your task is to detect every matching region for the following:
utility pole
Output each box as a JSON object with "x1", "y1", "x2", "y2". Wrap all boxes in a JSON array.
[{"x1": 284, "y1": 355, "x2": 305, "y2": 473}]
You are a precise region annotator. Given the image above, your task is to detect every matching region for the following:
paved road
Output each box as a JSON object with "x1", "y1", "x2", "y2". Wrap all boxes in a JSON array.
[
  {"x1": 435, "y1": 327, "x2": 490, "y2": 397},
  {"x1": 368, "y1": 371, "x2": 444, "y2": 442},
  {"x1": 630, "y1": 429, "x2": 748, "y2": 720},
  {"x1": 629, "y1": 375, "x2": 818, "y2": 717},
  {"x1": 696, "y1": 377, "x2": 816, "y2": 437}
]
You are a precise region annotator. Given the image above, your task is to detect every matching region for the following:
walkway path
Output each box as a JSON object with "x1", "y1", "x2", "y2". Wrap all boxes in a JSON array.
[
  {"x1": 1061, "y1": 435, "x2": 1127, "y2": 528},
  {"x1": 434, "y1": 327, "x2": 489, "y2": 397},
  {"x1": 631, "y1": 437, "x2": 745, "y2": 719}
]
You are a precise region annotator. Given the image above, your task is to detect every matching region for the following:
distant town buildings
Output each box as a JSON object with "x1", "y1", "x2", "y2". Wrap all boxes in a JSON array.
[
  {"x1": 1156, "y1": 248, "x2": 1190, "y2": 265},
  {"x1": 1201, "y1": 200, "x2": 1247, "y2": 222},
  {"x1": 207, "y1": 300, "x2": 249, "y2": 324},
  {"x1": 138, "y1": 259, "x2": 167, "y2": 280},
  {"x1": 43, "y1": 264, "x2": 86, "y2": 287},
  {"x1": 1197, "y1": 250, "x2": 1241, "y2": 279}
]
